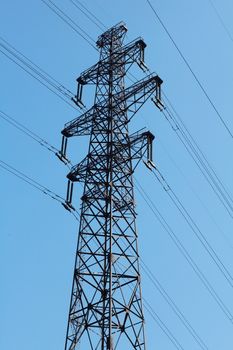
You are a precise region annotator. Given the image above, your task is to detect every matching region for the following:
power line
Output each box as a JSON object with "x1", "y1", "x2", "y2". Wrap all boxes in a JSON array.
[
  {"x1": 208, "y1": 0, "x2": 233, "y2": 44},
  {"x1": 0, "y1": 109, "x2": 74, "y2": 169},
  {"x1": 70, "y1": 1, "x2": 233, "y2": 220},
  {"x1": 73, "y1": 0, "x2": 107, "y2": 29},
  {"x1": 141, "y1": 261, "x2": 208, "y2": 350},
  {"x1": 40, "y1": 0, "x2": 97, "y2": 51},
  {"x1": 0, "y1": 40, "x2": 77, "y2": 110},
  {"x1": 134, "y1": 178, "x2": 233, "y2": 321},
  {"x1": 0, "y1": 36, "x2": 74, "y2": 98},
  {"x1": 0, "y1": 109, "x2": 59, "y2": 155},
  {"x1": 69, "y1": 0, "x2": 106, "y2": 31},
  {"x1": 151, "y1": 166, "x2": 233, "y2": 290},
  {"x1": 0, "y1": 159, "x2": 64, "y2": 203},
  {"x1": 143, "y1": 297, "x2": 184, "y2": 350},
  {"x1": 155, "y1": 134, "x2": 233, "y2": 251},
  {"x1": 0, "y1": 159, "x2": 79, "y2": 221},
  {"x1": 145, "y1": 0, "x2": 233, "y2": 139},
  {"x1": 159, "y1": 97, "x2": 233, "y2": 218}
]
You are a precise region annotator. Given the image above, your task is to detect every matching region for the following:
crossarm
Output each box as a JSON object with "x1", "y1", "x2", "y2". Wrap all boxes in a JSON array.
[
  {"x1": 73, "y1": 38, "x2": 147, "y2": 106},
  {"x1": 112, "y1": 74, "x2": 163, "y2": 122},
  {"x1": 62, "y1": 106, "x2": 95, "y2": 138},
  {"x1": 58, "y1": 74, "x2": 162, "y2": 162},
  {"x1": 63, "y1": 129, "x2": 155, "y2": 209},
  {"x1": 78, "y1": 38, "x2": 146, "y2": 85},
  {"x1": 115, "y1": 129, "x2": 155, "y2": 171},
  {"x1": 62, "y1": 74, "x2": 162, "y2": 138}
]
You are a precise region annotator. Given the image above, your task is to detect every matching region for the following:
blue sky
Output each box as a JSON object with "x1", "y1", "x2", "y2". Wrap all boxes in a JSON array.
[{"x1": 1, "y1": 1, "x2": 233, "y2": 349}]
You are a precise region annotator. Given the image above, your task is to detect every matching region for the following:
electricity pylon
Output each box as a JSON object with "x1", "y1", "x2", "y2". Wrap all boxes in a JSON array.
[{"x1": 59, "y1": 22, "x2": 163, "y2": 350}]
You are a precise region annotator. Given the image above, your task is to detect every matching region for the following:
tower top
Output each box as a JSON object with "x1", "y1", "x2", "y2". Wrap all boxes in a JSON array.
[{"x1": 96, "y1": 21, "x2": 127, "y2": 48}]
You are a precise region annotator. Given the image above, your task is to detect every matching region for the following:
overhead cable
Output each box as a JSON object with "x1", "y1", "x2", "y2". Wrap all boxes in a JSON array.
[
  {"x1": 0, "y1": 159, "x2": 79, "y2": 221},
  {"x1": 151, "y1": 166, "x2": 233, "y2": 290},
  {"x1": 0, "y1": 109, "x2": 59, "y2": 155},
  {"x1": 208, "y1": 0, "x2": 233, "y2": 44},
  {"x1": 160, "y1": 99, "x2": 233, "y2": 218},
  {"x1": 40, "y1": 0, "x2": 97, "y2": 51},
  {"x1": 134, "y1": 178, "x2": 233, "y2": 322},
  {"x1": 0, "y1": 38, "x2": 76, "y2": 110},
  {"x1": 69, "y1": 0, "x2": 106, "y2": 31},
  {"x1": 145, "y1": 0, "x2": 233, "y2": 139}
]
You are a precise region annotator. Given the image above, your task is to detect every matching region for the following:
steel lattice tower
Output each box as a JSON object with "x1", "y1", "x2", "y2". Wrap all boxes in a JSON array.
[{"x1": 59, "y1": 22, "x2": 163, "y2": 350}]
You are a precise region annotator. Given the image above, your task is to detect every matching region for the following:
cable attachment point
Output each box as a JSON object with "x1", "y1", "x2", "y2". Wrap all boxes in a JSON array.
[
  {"x1": 143, "y1": 160, "x2": 152, "y2": 171},
  {"x1": 136, "y1": 39, "x2": 148, "y2": 72},
  {"x1": 152, "y1": 97, "x2": 164, "y2": 111},
  {"x1": 138, "y1": 60, "x2": 149, "y2": 72},
  {"x1": 62, "y1": 180, "x2": 75, "y2": 211},
  {"x1": 143, "y1": 159, "x2": 156, "y2": 171},
  {"x1": 56, "y1": 135, "x2": 70, "y2": 164},
  {"x1": 151, "y1": 75, "x2": 164, "y2": 110},
  {"x1": 141, "y1": 131, "x2": 156, "y2": 170},
  {"x1": 72, "y1": 79, "x2": 86, "y2": 108}
]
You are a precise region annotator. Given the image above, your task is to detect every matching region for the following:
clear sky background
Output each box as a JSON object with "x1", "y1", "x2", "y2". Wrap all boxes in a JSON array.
[{"x1": 1, "y1": 1, "x2": 233, "y2": 349}]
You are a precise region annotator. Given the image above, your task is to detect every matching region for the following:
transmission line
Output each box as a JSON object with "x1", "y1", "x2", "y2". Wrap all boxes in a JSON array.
[
  {"x1": 0, "y1": 109, "x2": 59, "y2": 155},
  {"x1": 69, "y1": 0, "x2": 106, "y2": 31},
  {"x1": 143, "y1": 299, "x2": 184, "y2": 350},
  {"x1": 156, "y1": 134, "x2": 233, "y2": 251},
  {"x1": 73, "y1": 0, "x2": 107, "y2": 29},
  {"x1": 160, "y1": 99, "x2": 233, "y2": 218},
  {"x1": 0, "y1": 38, "x2": 77, "y2": 110},
  {"x1": 0, "y1": 159, "x2": 64, "y2": 203},
  {"x1": 40, "y1": 0, "x2": 97, "y2": 51},
  {"x1": 208, "y1": 0, "x2": 233, "y2": 44},
  {"x1": 137, "y1": 74, "x2": 233, "y2": 229},
  {"x1": 141, "y1": 261, "x2": 208, "y2": 350},
  {"x1": 145, "y1": 0, "x2": 233, "y2": 139},
  {"x1": 0, "y1": 108, "x2": 74, "y2": 169},
  {"x1": 0, "y1": 36, "x2": 73, "y2": 98},
  {"x1": 134, "y1": 178, "x2": 233, "y2": 322},
  {"x1": 151, "y1": 166, "x2": 233, "y2": 290},
  {"x1": 0, "y1": 159, "x2": 79, "y2": 221}
]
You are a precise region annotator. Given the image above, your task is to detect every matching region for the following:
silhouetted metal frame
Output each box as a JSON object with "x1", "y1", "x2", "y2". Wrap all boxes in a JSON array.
[{"x1": 61, "y1": 22, "x2": 163, "y2": 350}]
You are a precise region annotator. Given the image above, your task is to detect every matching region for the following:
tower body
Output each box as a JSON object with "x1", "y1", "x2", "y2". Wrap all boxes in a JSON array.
[{"x1": 60, "y1": 22, "x2": 163, "y2": 350}]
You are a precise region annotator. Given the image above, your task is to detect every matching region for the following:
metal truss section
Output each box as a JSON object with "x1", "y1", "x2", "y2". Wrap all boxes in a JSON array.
[
  {"x1": 61, "y1": 74, "x2": 162, "y2": 139},
  {"x1": 61, "y1": 22, "x2": 163, "y2": 350},
  {"x1": 66, "y1": 129, "x2": 154, "y2": 183},
  {"x1": 96, "y1": 21, "x2": 128, "y2": 49},
  {"x1": 76, "y1": 38, "x2": 147, "y2": 87}
]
